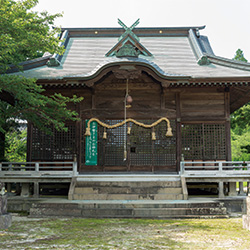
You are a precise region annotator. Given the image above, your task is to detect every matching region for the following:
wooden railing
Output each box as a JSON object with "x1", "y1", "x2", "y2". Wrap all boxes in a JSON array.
[
  {"x1": 180, "y1": 161, "x2": 250, "y2": 177},
  {"x1": 0, "y1": 162, "x2": 78, "y2": 177}
]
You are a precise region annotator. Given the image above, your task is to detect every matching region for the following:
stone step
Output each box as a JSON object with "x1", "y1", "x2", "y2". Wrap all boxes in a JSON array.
[
  {"x1": 75, "y1": 181, "x2": 182, "y2": 188},
  {"x1": 71, "y1": 193, "x2": 184, "y2": 200},
  {"x1": 29, "y1": 200, "x2": 226, "y2": 209},
  {"x1": 29, "y1": 201, "x2": 228, "y2": 218},
  {"x1": 73, "y1": 187, "x2": 183, "y2": 195},
  {"x1": 70, "y1": 176, "x2": 183, "y2": 201},
  {"x1": 76, "y1": 175, "x2": 180, "y2": 181}
]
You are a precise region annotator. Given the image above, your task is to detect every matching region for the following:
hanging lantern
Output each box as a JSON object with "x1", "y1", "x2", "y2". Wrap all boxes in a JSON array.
[
  {"x1": 126, "y1": 95, "x2": 133, "y2": 104},
  {"x1": 126, "y1": 95, "x2": 133, "y2": 108}
]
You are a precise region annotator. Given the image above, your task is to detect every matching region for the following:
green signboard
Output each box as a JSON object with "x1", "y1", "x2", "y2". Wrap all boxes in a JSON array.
[{"x1": 85, "y1": 120, "x2": 98, "y2": 165}]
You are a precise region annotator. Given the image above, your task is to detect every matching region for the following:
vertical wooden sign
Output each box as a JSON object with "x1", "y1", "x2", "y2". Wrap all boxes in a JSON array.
[{"x1": 85, "y1": 120, "x2": 98, "y2": 165}]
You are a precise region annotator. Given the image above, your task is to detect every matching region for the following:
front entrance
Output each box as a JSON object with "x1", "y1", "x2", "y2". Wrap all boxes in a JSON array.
[{"x1": 82, "y1": 120, "x2": 177, "y2": 172}]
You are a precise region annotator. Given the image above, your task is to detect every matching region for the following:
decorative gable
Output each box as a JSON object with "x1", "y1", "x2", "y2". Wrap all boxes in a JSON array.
[{"x1": 105, "y1": 19, "x2": 152, "y2": 58}]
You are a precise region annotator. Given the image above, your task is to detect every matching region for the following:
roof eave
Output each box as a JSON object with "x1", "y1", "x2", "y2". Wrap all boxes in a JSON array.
[{"x1": 63, "y1": 60, "x2": 191, "y2": 82}]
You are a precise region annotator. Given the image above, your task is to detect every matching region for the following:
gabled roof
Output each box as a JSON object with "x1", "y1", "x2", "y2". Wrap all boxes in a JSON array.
[
  {"x1": 105, "y1": 19, "x2": 152, "y2": 57},
  {"x1": 10, "y1": 22, "x2": 250, "y2": 80}
]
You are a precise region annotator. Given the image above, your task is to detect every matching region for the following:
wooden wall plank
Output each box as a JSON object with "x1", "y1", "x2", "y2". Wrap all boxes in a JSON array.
[{"x1": 180, "y1": 90, "x2": 225, "y2": 119}]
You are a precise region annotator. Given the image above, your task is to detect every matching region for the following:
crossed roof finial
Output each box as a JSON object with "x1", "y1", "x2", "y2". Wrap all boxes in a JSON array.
[
  {"x1": 105, "y1": 18, "x2": 152, "y2": 57},
  {"x1": 117, "y1": 18, "x2": 140, "y2": 41},
  {"x1": 118, "y1": 18, "x2": 140, "y2": 31}
]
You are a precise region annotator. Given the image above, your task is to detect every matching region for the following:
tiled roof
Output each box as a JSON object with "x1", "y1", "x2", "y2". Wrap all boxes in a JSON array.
[{"x1": 12, "y1": 26, "x2": 250, "y2": 80}]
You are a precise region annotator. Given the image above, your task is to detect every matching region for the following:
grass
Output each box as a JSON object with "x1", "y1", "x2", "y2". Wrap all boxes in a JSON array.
[{"x1": 0, "y1": 216, "x2": 250, "y2": 249}]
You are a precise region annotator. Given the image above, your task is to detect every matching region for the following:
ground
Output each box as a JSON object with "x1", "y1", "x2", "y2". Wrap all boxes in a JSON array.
[{"x1": 0, "y1": 215, "x2": 249, "y2": 249}]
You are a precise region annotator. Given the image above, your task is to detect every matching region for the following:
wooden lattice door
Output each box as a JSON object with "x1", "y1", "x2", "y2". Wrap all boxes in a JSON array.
[
  {"x1": 181, "y1": 123, "x2": 226, "y2": 161},
  {"x1": 83, "y1": 119, "x2": 177, "y2": 172}
]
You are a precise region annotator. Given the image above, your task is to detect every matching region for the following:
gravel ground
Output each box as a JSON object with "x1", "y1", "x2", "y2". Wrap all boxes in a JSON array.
[{"x1": 0, "y1": 215, "x2": 250, "y2": 249}]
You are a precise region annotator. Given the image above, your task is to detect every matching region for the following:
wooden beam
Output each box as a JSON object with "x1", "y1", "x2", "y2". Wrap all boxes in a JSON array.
[{"x1": 81, "y1": 109, "x2": 176, "y2": 120}]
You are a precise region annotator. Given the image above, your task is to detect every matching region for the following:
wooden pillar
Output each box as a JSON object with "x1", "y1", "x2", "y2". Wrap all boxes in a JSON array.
[
  {"x1": 224, "y1": 90, "x2": 232, "y2": 196},
  {"x1": 91, "y1": 88, "x2": 96, "y2": 110},
  {"x1": 26, "y1": 123, "x2": 33, "y2": 162},
  {"x1": 225, "y1": 91, "x2": 231, "y2": 161},
  {"x1": 76, "y1": 120, "x2": 81, "y2": 172},
  {"x1": 176, "y1": 92, "x2": 181, "y2": 172},
  {"x1": 76, "y1": 100, "x2": 81, "y2": 173},
  {"x1": 6, "y1": 183, "x2": 11, "y2": 193}
]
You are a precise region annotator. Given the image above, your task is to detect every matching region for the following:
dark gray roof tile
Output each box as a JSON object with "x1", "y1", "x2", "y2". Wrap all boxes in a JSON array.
[{"x1": 12, "y1": 27, "x2": 250, "y2": 80}]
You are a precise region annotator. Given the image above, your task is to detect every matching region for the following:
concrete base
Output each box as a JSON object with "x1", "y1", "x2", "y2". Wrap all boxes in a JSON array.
[
  {"x1": 228, "y1": 182, "x2": 237, "y2": 196},
  {"x1": 7, "y1": 197, "x2": 47, "y2": 212},
  {"x1": 29, "y1": 199, "x2": 228, "y2": 218},
  {"x1": 218, "y1": 196, "x2": 247, "y2": 214},
  {"x1": 243, "y1": 196, "x2": 250, "y2": 231},
  {"x1": 0, "y1": 194, "x2": 12, "y2": 229},
  {"x1": 21, "y1": 183, "x2": 30, "y2": 197},
  {"x1": 0, "y1": 195, "x2": 7, "y2": 214},
  {"x1": 0, "y1": 214, "x2": 12, "y2": 229},
  {"x1": 243, "y1": 215, "x2": 250, "y2": 230}
]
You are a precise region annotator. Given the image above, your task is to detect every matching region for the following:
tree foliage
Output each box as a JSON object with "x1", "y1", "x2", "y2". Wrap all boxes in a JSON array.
[
  {"x1": 0, "y1": 75, "x2": 81, "y2": 134},
  {"x1": 231, "y1": 49, "x2": 250, "y2": 160},
  {"x1": 0, "y1": 0, "x2": 64, "y2": 72},
  {"x1": 231, "y1": 48, "x2": 249, "y2": 131},
  {"x1": 232, "y1": 49, "x2": 248, "y2": 63},
  {"x1": 0, "y1": 0, "x2": 83, "y2": 161},
  {"x1": 5, "y1": 127, "x2": 27, "y2": 162}
]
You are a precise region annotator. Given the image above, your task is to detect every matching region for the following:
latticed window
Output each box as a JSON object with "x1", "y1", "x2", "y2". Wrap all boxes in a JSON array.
[
  {"x1": 181, "y1": 123, "x2": 226, "y2": 160},
  {"x1": 83, "y1": 119, "x2": 176, "y2": 167},
  {"x1": 31, "y1": 123, "x2": 76, "y2": 161}
]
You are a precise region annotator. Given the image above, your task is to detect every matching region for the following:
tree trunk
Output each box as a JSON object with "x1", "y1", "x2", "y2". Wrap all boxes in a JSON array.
[{"x1": 0, "y1": 131, "x2": 6, "y2": 162}]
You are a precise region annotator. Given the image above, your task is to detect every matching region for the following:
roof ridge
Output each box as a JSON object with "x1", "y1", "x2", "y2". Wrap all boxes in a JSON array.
[
  {"x1": 205, "y1": 53, "x2": 250, "y2": 72},
  {"x1": 60, "y1": 25, "x2": 206, "y2": 31}
]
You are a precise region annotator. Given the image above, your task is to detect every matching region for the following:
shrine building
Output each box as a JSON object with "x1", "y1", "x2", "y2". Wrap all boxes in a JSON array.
[
  {"x1": 6, "y1": 19, "x2": 250, "y2": 208},
  {"x1": 16, "y1": 19, "x2": 250, "y2": 172}
]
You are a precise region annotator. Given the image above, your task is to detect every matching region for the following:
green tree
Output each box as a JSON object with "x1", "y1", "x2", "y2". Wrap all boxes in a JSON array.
[
  {"x1": 5, "y1": 127, "x2": 27, "y2": 162},
  {"x1": 231, "y1": 127, "x2": 250, "y2": 161},
  {"x1": 231, "y1": 49, "x2": 249, "y2": 130},
  {"x1": 231, "y1": 49, "x2": 250, "y2": 160},
  {"x1": 233, "y1": 49, "x2": 248, "y2": 63},
  {"x1": 0, "y1": 0, "x2": 64, "y2": 72},
  {"x1": 0, "y1": 0, "x2": 82, "y2": 161}
]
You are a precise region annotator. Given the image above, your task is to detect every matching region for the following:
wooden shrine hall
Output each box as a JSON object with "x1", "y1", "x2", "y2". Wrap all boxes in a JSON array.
[
  {"x1": 4, "y1": 19, "x2": 250, "y2": 207},
  {"x1": 18, "y1": 19, "x2": 250, "y2": 173}
]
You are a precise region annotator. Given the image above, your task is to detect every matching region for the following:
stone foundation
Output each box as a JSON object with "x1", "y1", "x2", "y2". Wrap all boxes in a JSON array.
[
  {"x1": 0, "y1": 184, "x2": 12, "y2": 229},
  {"x1": 0, "y1": 213, "x2": 12, "y2": 229},
  {"x1": 243, "y1": 196, "x2": 250, "y2": 231}
]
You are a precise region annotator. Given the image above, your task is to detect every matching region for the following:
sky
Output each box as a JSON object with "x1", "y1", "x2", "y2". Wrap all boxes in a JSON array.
[{"x1": 34, "y1": 0, "x2": 250, "y2": 60}]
